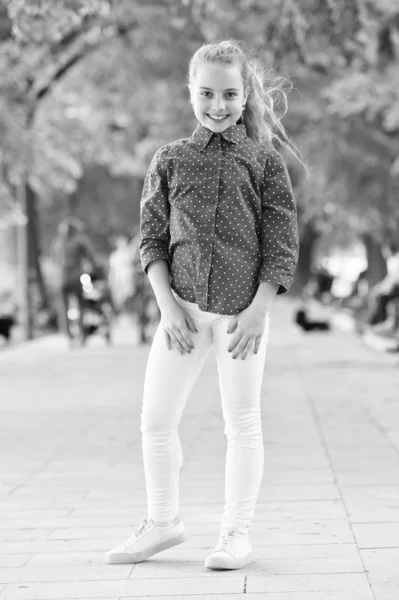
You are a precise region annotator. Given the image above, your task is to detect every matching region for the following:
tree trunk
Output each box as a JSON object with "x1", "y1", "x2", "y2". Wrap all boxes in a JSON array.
[
  {"x1": 290, "y1": 220, "x2": 319, "y2": 295},
  {"x1": 26, "y1": 183, "x2": 48, "y2": 310},
  {"x1": 0, "y1": 226, "x2": 17, "y2": 295}
]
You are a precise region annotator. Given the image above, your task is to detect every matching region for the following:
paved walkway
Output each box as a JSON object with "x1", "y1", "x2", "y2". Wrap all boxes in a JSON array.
[{"x1": 0, "y1": 299, "x2": 399, "y2": 600}]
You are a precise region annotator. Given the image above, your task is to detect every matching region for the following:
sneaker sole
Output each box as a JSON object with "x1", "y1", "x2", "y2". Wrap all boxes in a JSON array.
[
  {"x1": 205, "y1": 552, "x2": 252, "y2": 570},
  {"x1": 106, "y1": 531, "x2": 187, "y2": 564}
]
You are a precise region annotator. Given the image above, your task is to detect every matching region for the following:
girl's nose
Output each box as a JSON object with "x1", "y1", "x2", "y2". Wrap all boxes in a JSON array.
[{"x1": 212, "y1": 96, "x2": 226, "y2": 111}]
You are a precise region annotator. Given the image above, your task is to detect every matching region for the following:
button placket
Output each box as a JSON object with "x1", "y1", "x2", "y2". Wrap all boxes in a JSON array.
[{"x1": 197, "y1": 135, "x2": 223, "y2": 309}]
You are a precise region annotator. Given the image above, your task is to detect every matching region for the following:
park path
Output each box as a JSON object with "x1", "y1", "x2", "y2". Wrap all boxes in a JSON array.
[{"x1": 0, "y1": 298, "x2": 399, "y2": 600}]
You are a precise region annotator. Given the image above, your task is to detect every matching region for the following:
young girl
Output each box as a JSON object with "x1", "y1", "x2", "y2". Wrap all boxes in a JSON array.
[{"x1": 107, "y1": 40, "x2": 300, "y2": 570}]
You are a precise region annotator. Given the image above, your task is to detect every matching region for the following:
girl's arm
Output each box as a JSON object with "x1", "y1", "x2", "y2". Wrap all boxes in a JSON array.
[
  {"x1": 147, "y1": 259, "x2": 198, "y2": 354},
  {"x1": 139, "y1": 147, "x2": 171, "y2": 275},
  {"x1": 250, "y1": 281, "x2": 279, "y2": 313},
  {"x1": 140, "y1": 147, "x2": 198, "y2": 353},
  {"x1": 258, "y1": 148, "x2": 299, "y2": 294},
  {"x1": 227, "y1": 150, "x2": 299, "y2": 361},
  {"x1": 146, "y1": 259, "x2": 176, "y2": 313}
]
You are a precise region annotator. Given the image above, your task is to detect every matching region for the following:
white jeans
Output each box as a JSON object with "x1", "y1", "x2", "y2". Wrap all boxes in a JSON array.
[{"x1": 140, "y1": 294, "x2": 270, "y2": 532}]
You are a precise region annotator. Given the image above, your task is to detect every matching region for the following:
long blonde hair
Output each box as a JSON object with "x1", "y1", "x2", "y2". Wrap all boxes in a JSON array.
[{"x1": 188, "y1": 40, "x2": 305, "y2": 167}]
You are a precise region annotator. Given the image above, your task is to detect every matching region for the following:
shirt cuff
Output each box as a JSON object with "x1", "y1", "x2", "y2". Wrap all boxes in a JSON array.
[
  {"x1": 258, "y1": 266, "x2": 294, "y2": 295},
  {"x1": 141, "y1": 249, "x2": 170, "y2": 274}
]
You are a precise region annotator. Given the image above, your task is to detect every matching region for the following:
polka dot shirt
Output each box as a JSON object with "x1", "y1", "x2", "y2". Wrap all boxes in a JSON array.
[{"x1": 139, "y1": 123, "x2": 299, "y2": 315}]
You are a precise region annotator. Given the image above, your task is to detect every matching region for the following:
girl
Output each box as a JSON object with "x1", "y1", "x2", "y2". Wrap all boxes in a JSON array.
[{"x1": 107, "y1": 40, "x2": 300, "y2": 570}]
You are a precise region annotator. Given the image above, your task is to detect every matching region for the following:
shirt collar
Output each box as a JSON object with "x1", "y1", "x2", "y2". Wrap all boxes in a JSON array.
[{"x1": 192, "y1": 123, "x2": 248, "y2": 151}]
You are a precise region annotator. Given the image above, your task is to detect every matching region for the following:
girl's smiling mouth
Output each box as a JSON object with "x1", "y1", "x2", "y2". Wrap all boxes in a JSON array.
[{"x1": 207, "y1": 114, "x2": 229, "y2": 121}]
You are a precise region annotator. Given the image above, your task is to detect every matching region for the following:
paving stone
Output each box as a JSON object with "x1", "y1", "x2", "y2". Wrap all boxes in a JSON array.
[
  {"x1": 247, "y1": 520, "x2": 354, "y2": 545},
  {"x1": 2, "y1": 301, "x2": 399, "y2": 598},
  {"x1": 0, "y1": 539, "x2": 122, "y2": 553},
  {"x1": 0, "y1": 565, "x2": 132, "y2": 583},
  {"x1": 263, "y1": 456, "x2": 331, "y2": 470},
  {"x1": 361, "y1": 548, "x2": 399, "y2": 586},
  {"x1": 118, "y1": 594, "x2": 374, "y2": 600},
  {"x1": 371, "y1": 585, "x2": 399, "y2": 600},
  {"x1": 159, "y1": 523, "x2": 355, "y2": 549},
  {"x1": 243, "y1": 501, "x2": 346, "y2": 521},
  {"x1": 51, "y1": 501, "x2": 344, "y2": 524},
  {"x1": 340, "y1": 486, "x2": 399, "y2": 521},
  {"x1": 212, "y1": 543, "x2": 361, "y2": 560},
  {"x1": 246, "y1": 572, "x2": 373, "y2": 593},
  {"x1": 256, "y1": 484, "x2": 341, "y2": 502},
  {"x1": 4, "y1": 509, "x2": 71, "y2": 519},
  {"x1": 0, "y1": 517, "x2": 128, "y2": 529},
  {"x1": 4, "y1": 492, "x2": 87, "y2": 502},
  {"x1": 259, "y1": 471, "x2": 335, "y2": 484},
  {"x1": 69, "y1": 507, "x2": 142, "y2": 517},
  {"x1": 0, "y1": 500, "x2": 85, "y2": 509},
  {"x1": 0, "y1": 577, "x2": 244, "y2": 599},
  {"x1": 0, "y1": 529, "x2": 54, "y2": 542},
  {"x1": 0, "y1": 556, "x2": 31, "y2": 568},
  {"x1": 47, "y1": 527, "x2": 129, "y2": 540},
  {"x1": 260, "y1": 500, "x2": 346, "y2": 520},
  {"x1": 131, "y1": 553, "x2": 363, "y2": 578},
  {"x1": 25, "y1": 552, "x2": 107, "y2": 566},
  {"x1": 336, "y1": 471, "x2": 399, "y2": 486},
  {"x1": 352, "y1": 522, "x2": 399, "y2": 548}
]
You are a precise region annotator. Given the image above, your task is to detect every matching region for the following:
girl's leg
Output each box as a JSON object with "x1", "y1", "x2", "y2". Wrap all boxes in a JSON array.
[
  {"x1": 213, "y1": 315, "x2": 270, "y2": 532},
  {"x1": 141, "y1": 310, "x2": 213, "y2": 524}
]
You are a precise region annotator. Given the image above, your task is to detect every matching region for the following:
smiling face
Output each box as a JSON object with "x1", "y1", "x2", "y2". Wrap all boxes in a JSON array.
[{"x1": 189, "y1": 61, "x2": 247, "y2": 133}]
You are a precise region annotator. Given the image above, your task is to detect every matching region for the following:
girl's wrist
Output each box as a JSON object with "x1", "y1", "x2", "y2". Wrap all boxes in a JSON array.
[
  {"x1": 158, "y1": 294, "x2": 179, "y2": 314},
  {"x1": 251, "y1": 281, "x2": 278, "y2": 312}
]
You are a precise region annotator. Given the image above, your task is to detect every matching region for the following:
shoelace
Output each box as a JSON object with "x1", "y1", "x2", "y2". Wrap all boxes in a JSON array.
[
  {"x1": 215, "y1": 528, "x2": 240, "y2": 553},
  {"x1": 124, "y1": 516, "x2": 153, "y2": 547}
]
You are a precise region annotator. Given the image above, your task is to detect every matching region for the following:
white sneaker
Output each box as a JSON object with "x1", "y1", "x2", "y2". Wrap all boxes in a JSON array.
[
  {"x1": 205, "y1": 527, "x2": 252, "y2": 570},
  {"x1": 106, "y1": 516, "x2": 187, "y2": 564}
]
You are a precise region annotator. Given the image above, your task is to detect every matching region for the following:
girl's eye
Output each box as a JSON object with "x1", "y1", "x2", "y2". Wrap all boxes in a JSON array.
[
  {"x1": 200, "y1": 91, "x2": 212, "y2": 97},
  {"x1": 225, "y1": 92, "x2": 237, "y2": 99}
]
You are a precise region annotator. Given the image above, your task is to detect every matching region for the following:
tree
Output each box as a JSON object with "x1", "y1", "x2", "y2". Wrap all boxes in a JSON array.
[
  {"x1": 1, "y1": 0, "x2": 398, "y2": 335},
  {"x1": 0, "y1": 0, "x2": 189, "y2": 337}
]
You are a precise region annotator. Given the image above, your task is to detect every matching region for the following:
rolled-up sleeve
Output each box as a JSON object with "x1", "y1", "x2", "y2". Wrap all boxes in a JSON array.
[
  {"x1": 259, "y1": 149, "x2": 299, "y2": 294},
  {"x1": 139, "y1": 147, "x2": 171, "y2": 274}
]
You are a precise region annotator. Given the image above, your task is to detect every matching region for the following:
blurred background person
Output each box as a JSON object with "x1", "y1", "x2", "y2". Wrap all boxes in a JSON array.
[
  {"x1": 108, "y1": 233, "x2": 136, "y2": 316},
  {"x1": 0, "y1": 288, "x2": 16, "y2": 344},
  {"x1": 50, "y1": 216, "x2": 98, "y2": 340},
  {"x1": 127, "y1": 230, "x2": 160, "y2": 344}
]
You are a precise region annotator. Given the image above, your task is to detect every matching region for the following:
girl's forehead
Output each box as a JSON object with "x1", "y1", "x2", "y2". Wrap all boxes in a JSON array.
[{"x1": 191, "y1": 62, "x2": 244, "y2": 90}]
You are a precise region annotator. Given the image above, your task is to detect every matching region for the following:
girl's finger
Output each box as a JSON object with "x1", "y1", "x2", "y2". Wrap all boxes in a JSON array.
[
  {"x1": 169, "y1": 332, "x2": 186, "y2": 354},
  {"x1": 185, "y1": 314, "x2": 198, "y2": 334},
  {"x1": 227, "y1": 332, "x2": 242, "y2": 353},
  {"x1": 227, "y1": 315, "x2": 239, "y2": 334},
  {"x1": 231, "y1": 336, "x2": 250, "y2": 359},
  {"x1": 173, "y1": 329, "x2": 193, "y2": 353},
  {"x1": 164, "y1": 330, "x2": 172, "y2": 350},
  {"x1": 253, "y1": 335, "x2": 262, "y2": 355},
  {"x1": 240, "y1": 337, "x2": 256, "y2": 360}
]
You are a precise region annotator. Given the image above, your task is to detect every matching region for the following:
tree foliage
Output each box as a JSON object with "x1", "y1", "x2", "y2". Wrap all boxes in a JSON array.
[{"x1": 0, "y1": 0, "x2": 398, "y2": 247}]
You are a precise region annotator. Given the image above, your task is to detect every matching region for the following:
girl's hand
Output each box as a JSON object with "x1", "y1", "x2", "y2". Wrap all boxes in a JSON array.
[
  {"x1": 160, "y1": 299, "x2": 198, "y2": 354},
  {"x1": 226, "y1": 305, "x2": 268, "y2": 360}
]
